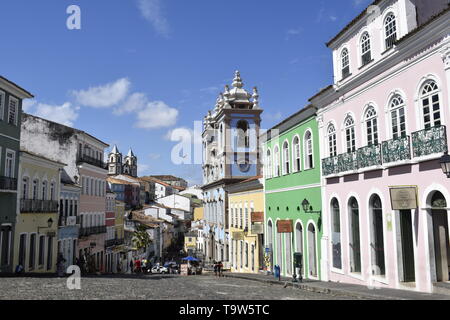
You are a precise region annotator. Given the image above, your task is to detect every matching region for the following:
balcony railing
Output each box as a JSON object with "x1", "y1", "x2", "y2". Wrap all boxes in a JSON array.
[
  {"x1": 20, "y1": 199, "x2": 59, "y2": 213},
  {"x1": 322, "y1": 126, "x2": 449, "y2": 177},
  {"x1": 0, "y1": 176, "x2": 17, "y2": 191},
  {"x1": 382, "y1": 136, "x2": 411, "y2": 164},
  {"x1": 77, "y1": 155, "x2": 107, "y2": 170},
  {"x1": 322, "y1": 155, "x2": 339, "y2": 176},
  {"x1": 357, "y1": 144, "x2": 382, "y2": 169},
  {"x1": 338, "y1": 151, "x2": 357, "y2": 173},
  {"x1": 79, "y1": 226, "x2": 106, "y2": 237},
  {"x1": 412, "y1": 125, "x2": 448, "y2": 158},
  {"x1": 105, "y1": 238, "x2": 125, "y2": 247}
]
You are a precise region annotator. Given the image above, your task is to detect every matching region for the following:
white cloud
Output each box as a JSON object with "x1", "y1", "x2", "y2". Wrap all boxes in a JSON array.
[
  {"x1": 72, "y1": 78, "x2": 130, "y2": 108},
  {"x1": 113, "y1": 92, "x2": 147, "y2": 115},
  {"x1": 137, "y1": 0, "x2": 171, "y2": 38},
  {"x1": 135, "y1": 101, "x2": 178, "y2": 129},
  {"x1": 34, "y1": 102, "x2": 79, "y2": 127},
  {"x1": 22, "y1": 99, "x2": 37, "y2": 112},
  {"x1": 149, "y1": 153, "x2": 161, "y2": 160}
]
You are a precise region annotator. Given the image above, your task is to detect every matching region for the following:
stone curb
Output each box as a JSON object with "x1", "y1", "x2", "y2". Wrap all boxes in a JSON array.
[{"x1": 221, "y1": 273, "x2": 404, "y2": 300}]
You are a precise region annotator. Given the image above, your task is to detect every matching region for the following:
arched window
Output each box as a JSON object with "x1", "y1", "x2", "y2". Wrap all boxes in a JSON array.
[
  {"x1": 365, "y1": 106, "x2": 378, "y2": 146},
  {"x1": 22, "y1": 178, "x2": 29, "y2": 200},
  {"x1": 361, "y1": 32, "x2": 371, "y2": 66},
  {"x1": 341, "y1": 48, "x2": 350, "y2": 79},
  {"x1": 304, "y1": 131, "x2": 313, "y2": 169},
  {"x1": 273, "y1": 145, "x2": 280, "y2": 177},
  {"x1": 390, "y1": 94, "x2": 406, "y2": 140},
  {"x1": 266, "y1": 149, "x2": 272, "y2": 179},
  {"x1": 32, "y1": 179, "x2": 39, "y2": 200},
  {"x1": 42, "y1": 181, "x2": 48, "y2": 201},
  {"x1": 293, "y1": 136, "x2": 301, "y2": 172},
  {"x1": 236, "y1": 120, "x2": 249, "y2": 148},
  {"x1": 327, "y1": 124, "x2": 337, "y2": 157},
  {"x1": 385, "y1": 13, "x2": 397, "y2": 50},
  {"x1": 344, "y1": 116, "x2": 356, "y2": 153},
  {"x1": 348, "y1": 197, "x2": 361, "y2": 273},
  {"x1": 282, "y1": 141, "x2": 290, "y2": 175},
  {"x1": 295, "y1": 223, "x2": 303, "y2": 255},
  {"x1": 420, "y1": 80, "x2": 441, "y2": 129},
  {"x1": 331, "y1": 198, "x2": 342, "y2": 269},
  {"x1": 370, "y1": 194, "x2": 385, "y2": 276}
]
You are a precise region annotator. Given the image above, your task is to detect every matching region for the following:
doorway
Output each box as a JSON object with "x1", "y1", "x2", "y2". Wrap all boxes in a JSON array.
[
  {"x1": 349, "y1": 197, "x2": 361, "y2": 273},
  {"x1": 430, "y1": 192, "x2": 449, "y2": 282},
  {"x1": 308, "y1": 224, "x2": 317, "y2": 277},
  {"x1": 399, "y1": 210, "x2": 415, "y2": 282}
]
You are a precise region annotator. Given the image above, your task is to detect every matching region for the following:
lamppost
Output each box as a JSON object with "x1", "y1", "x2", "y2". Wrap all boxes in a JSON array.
[{"x1": 440, "y1": 152, "x2": 450, "y2": 178}]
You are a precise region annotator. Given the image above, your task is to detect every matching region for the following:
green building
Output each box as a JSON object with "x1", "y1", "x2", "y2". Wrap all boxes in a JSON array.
[
  {"x1": 0, "y1": 76, "x2": 33, "y2": 273},
  {"x1": 262, "y1": 105, "x2": 323, "y2": 280}
]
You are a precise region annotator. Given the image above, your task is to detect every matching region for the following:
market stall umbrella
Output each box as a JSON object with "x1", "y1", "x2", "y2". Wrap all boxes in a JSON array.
[{"x1": 182, "y1": 256, "x2": 199, "y2": 262}]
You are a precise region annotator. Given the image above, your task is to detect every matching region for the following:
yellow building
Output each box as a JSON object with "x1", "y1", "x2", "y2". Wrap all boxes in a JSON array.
[
  {"x1": 193, "y1": 207, "x2": 204, "y2": 221},
  {"x1": 227, "y1": 176, "x2": 264, "y2": 274},
  {"x1": 184, "y1": 232, "x2": 197, "y2": 254},
  {"x1": 14, "y1": 151, "x2": 65, "y2": 273}
]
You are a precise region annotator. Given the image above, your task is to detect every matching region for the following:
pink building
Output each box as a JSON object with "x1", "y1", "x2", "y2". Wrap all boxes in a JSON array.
[{"x1": 311, "y1": 0, "x2": 449, "y2": 293}]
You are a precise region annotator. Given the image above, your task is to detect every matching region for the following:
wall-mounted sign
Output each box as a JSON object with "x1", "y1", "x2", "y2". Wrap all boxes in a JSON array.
[
  {"x1": 389, "y1": 186, "x2": 418, "y2": 210},
  {"x1": 180, "y1": 264, "x2": 188, "y2": 276},
  {"x1": 251, "y1": 223, "x2": 264, "y2": 235},
  {"x1": 277, "y1": 220, "x2": 293, "y2": 233},
  {"x1": 251, "y1": 212, "x2": 264, "y2": 223},
  {"x1": 232, "y1": 232, "x2": 245, "y2": 240}
]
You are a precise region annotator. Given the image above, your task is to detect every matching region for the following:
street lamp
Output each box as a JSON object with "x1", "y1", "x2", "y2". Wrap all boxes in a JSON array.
[
  {"x1": 440, "y1": 152, "x2": 450, "y2": 178},
  {"x1": 37, "y1": 218, "x2": 54, "y2": 234}
]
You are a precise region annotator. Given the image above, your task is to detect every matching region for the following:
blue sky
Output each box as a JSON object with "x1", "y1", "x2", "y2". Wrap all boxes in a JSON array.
[{"x1": 1, "y1": 0, "x2": 372, "y2": 185}]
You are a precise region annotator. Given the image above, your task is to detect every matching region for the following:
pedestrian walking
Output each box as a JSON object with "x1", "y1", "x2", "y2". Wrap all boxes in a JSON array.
[
  {"x1": 56, "y1": 253, "x2": 66, "y2": 277},
  {"x1": 213, "y1": 261, "x2": 218, "y2": 277},
  {"x1": 129, "y1": 259, "x2": 134, "y2": 274},
  {"x1": 218, "y1": 261, "x2": 223, "y2": 277}
]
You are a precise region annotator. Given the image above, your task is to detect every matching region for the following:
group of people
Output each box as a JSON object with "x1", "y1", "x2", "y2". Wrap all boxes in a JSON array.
[
  {"x1": 213, "y1": 261, "x2": 223, "y2": 277},
  {"x1": 130, "y1": 258, "x2": 151, "y2": 274}
]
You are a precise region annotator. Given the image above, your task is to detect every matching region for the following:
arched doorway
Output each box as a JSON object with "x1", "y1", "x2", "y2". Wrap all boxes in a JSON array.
[
  {"x1": 285, "y1": 233, "x2": 292, "y2": 276},
  {"x1": 429, "y1": 191, "x2": 449, "y2": 282},
  {"x1": 267, "y1": 220, "x2": 273, "y2": 272},
  {"x1": 308, "y1": 223, "x2": 317, "y2": 277},
  {"x1": 348, "y1": 197, "x2": 361, "y2": 273},
  {"x1": 369, "y1": 195, "x2": 385, "y2": 276},
  {"x1": 331, "y1": 198, "x2": 342, "y2": 269},
  {"x1": 295, "y1": 222, "x2": 303, "y2": 277},
  {"x1": 276, "y1": 224, "x2": 283, "y2": 273}
]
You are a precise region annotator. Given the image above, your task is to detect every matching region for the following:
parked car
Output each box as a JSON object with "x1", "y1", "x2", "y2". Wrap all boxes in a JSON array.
[{"x1": 151, "y1": 266, "x2": 168, "y2": 274}]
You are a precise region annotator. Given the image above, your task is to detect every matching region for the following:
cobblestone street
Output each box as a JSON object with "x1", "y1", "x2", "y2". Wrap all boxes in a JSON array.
[{"x1": 0, "y1": 274, "x2": 363, "y2": 300}]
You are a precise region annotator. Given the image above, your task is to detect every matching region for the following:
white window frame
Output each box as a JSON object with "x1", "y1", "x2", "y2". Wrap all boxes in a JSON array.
[
  {"x1": 364, "y1": 105, "x2": 378, "y2": 146},
  {"x1": 419, "y1": 80, "x2": 442, "y2": 130},
  {"x1": 282, "y1": 140, "x2": 290, "y2": 175},
  {"x1": 4, "y1": 149, "x2": 16, "y2": 179},
  {"x1": 327, "y1": 124, "x2": 337, "y2": 157},
  {"x1": 7, "y1": 96, "x2": 19, "y2": 126},
  {"x1": 343, "y1": 116, "x2": 356, "y2": 153},
  {"x1": 341, "y1": 48, "x2": 350, "y2": 79},
  {"x1": 273, "y1": 145, "x2": 280, "y2": 177},
  {"x1": 303, "y1": 130, "x2": 314, "y2": 170},
  {"x1": 0, "y1": 90, "x2": 5, "y2": 121},
  {"x1": 389, "y1": 94, "x2": 407, "y2": 140},
  {"x1": 384, "y1": 12, "x2": 397, "y2": 51},
  {"x1": 266, "y1": 148, "x2": 272, "y2": 179},
  {"x1": 292, "y1": 135, "x2": 301, "y2": 172}
]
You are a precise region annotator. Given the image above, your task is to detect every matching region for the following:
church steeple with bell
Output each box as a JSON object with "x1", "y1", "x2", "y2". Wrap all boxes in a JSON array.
[
  {"x1": 107, "y1": 146, "x2": 138, "y2": 177},
  {"x1": 123, "y1": 148, "x2": 138, "y2": 177}
]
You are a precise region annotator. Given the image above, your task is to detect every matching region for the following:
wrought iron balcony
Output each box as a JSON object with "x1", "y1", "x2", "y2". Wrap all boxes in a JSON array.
[
  {"x1": 338, "y1": 151, "x2": 357, "y2": 173},
  {"x1": 77, "y1": 155, "x2": 107, "y2": 170},
  {"x1": 381, "y1": 136, "x2": 411, "y2": 164},
  {"x1": 0, "y1": 176, "x2": 17, "y2": 191},
  {"x1": 357, "y1": 144, "x2": 382, "y2": 169},
  {"x1": 79, "y1": 225, "x2": 106, "y2": 237},
  {"x1": 322, "y1": 155, "x2": 339, "y2": 176},
  {"x1": 20, "y1": 199, "x2": 59, "y2": 213},
  {"x1": 412, "y1": 125, "x2": 448, "y2": 158}
]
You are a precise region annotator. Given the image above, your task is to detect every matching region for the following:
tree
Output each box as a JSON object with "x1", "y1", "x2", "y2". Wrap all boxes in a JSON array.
[{"x1": 132, "y1": 225, "x2": 152, "y2": 251}]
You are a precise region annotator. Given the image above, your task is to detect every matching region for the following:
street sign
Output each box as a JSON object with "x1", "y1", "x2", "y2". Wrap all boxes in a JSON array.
[
  {"x1": 251, "y1": 223, "x2": 264, "y2": 235},
  {"x1": 251, "y1": 212, "x2": 264, "y2": 223},
  {"x1": 232, "y1": 231, "x2": 244, "y2": 240}
]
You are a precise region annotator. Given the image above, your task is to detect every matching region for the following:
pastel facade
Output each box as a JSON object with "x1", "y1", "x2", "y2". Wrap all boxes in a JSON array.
[
  {"x1": 227, "y1": 177, "x2": 264, "y2": 274},
  {"x1": 0, "y1": 76, "x2": 33, "y2": 273},
  {"x1": 311, "y1": 0, "x2": 450, "y2": 292},
  {"x1": 263, "y1": 106, "x2": 323, "y2": 279},
  {"x1": 15, "y1": 151, "x2": 64, "y2": 273}
]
